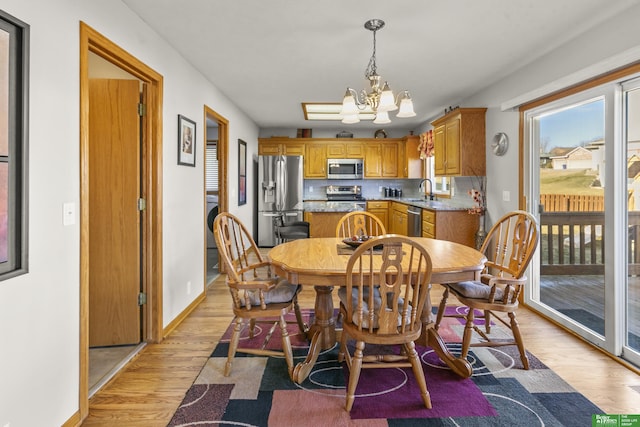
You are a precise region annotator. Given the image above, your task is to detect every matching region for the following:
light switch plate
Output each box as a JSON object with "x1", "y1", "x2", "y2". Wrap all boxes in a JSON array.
[{"x1": 502, "y1": 191, "x2": 511, "y2": 202}]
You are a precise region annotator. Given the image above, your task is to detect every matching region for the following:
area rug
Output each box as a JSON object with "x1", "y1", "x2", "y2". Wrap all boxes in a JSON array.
[{"x1": 167, "y1": 308, "x2": 603, "y2": 426}]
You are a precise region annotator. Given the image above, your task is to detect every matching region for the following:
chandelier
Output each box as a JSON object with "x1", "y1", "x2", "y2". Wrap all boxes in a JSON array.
[{"x1": 340, "y1": 19, "x2": 416, "y2": 125}]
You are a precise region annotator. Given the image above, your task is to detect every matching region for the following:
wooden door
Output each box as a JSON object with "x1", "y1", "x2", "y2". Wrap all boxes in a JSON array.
[{"x1": 89, "y1": 79, "x2": 141, "y2": 347}]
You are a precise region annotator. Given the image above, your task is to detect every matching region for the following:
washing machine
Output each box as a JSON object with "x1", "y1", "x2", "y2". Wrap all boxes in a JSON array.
[{"x1": 206, "y1": 195, "x2": 218, "y2": 248}]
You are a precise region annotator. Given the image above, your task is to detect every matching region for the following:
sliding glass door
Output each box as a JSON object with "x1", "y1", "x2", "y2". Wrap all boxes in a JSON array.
[
  {"x1": 523, "y1": 75, "x2": 640, "y2": 366},
  {"x1": 624, "y1": 79, "x2": 640, "y2": 362}
]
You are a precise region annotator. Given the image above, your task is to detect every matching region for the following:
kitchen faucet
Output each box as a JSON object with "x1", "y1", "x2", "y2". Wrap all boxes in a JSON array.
[{"x1": 418, "y1": 178, "x2": 435, "y2": 200}]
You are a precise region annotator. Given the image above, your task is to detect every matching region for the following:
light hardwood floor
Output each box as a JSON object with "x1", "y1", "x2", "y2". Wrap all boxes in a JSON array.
[{"x1": 81, "y1": 274, "x2": 640, "y2": 426}]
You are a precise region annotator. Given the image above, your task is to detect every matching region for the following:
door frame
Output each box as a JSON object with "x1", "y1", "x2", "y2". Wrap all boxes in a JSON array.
[
  {"x1": 204, "y1": 106, "x2": 228, "y2": 274},
  {"x1": 79, "y1": 22, "x2": 164, "y2": 419}
]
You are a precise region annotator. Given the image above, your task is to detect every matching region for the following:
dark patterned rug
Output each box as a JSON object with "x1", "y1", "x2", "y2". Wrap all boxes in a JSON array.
[{"x1": 168, "y1": 308, "x2": 602, "y2": 426}]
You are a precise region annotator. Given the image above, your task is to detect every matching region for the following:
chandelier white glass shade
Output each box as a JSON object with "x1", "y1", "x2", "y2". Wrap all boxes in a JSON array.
[{"x1": 340, "y1": 19, "x2": 416, "y2": 124}]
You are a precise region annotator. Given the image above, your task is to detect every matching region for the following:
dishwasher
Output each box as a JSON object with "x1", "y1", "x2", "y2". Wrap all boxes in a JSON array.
[{"x1": 407, "y1": 207, "x2": 422, "y2": 237}]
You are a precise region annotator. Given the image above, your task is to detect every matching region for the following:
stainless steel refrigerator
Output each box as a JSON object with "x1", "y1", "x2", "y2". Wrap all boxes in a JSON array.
[{"x1": 257, "y1": 155, "x2": 304, "y2": 247}]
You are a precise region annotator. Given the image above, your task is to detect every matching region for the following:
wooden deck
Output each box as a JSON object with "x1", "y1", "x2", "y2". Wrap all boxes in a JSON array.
[{"x1": 540, "y1": 274, "x2": 640, "y2": 345}]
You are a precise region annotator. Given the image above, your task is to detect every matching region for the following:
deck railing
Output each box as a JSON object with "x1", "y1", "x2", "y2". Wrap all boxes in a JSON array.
[
  {"x1": 540, "y1": 211, "x2": 640, "y2": 275},
  {"x1": 540, "y1": 194, "x2": 604, "y2": 212}
]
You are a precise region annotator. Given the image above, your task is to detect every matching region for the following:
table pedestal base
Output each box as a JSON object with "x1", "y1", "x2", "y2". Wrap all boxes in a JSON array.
[{"x1": 292, "y1": 285, "x2": 335, "y2": 384}]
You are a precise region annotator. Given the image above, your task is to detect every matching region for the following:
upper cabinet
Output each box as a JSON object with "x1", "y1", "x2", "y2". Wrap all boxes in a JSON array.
[
  {"x1": 304, "y1": 142, "x2": 328, "y2": 178},
  {"x1": 258, "y1": 137, "x2": 305, "y2": 156},
  {"x1": 400, "y1": 135, "x2": 424, "y2": 179},
  {"x1": 258, "y1": 136, "x2": 424, "y2": 179},
  {"x1": 431, "y1": 108, "x2": 486, "y2": 176},
  {"x1": 363, "y1": 140, "x2": 399, "y2": 178},
  {"x1": 327, "y1": 141, "x2": 363, "y2": 158}
]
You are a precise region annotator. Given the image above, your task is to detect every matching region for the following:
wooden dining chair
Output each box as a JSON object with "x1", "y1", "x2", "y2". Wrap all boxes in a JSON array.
[
  {"x1": 434, "y1": 210, "x2": 539, "y2": 369},
  {"x1": 338, "y1": 235, "x2": 434, "y2": 412},
  {"x1": 336, "y1": 211, "x2": 386, "y2": 239},
  {"x1": 213, "y1": 212, "x2": 308, "y2": 378}
]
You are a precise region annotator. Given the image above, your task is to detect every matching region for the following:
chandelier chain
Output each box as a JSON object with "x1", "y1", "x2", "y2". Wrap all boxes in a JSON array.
[{"x1": 365, "y1": 28, "x2": 378, "y2": 79}]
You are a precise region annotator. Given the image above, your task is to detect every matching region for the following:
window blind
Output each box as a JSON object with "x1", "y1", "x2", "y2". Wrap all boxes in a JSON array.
[{"x1": 206, "y1": 144, "x2": 218, "y2": 191}]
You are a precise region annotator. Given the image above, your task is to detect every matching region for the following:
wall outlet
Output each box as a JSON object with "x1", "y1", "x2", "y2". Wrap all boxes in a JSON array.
[
  {"x1": 502, "y1": 190, "x2": 511, "y2": 202},
  {"x1": 187, "y1": 281, "x2": 191, "y2": 295},
  {"x1": 309, "y1": 186, "x2": 313, "y2": 193},
  {"x1": 379, "y1": 186, "x2": 383, "y2": 192}
]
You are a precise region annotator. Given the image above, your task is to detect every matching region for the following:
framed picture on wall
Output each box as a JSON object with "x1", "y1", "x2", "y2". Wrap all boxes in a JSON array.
[
  {"x1": 238, "y1": 139, "x2": 247, "y2": 205},
  {"x1": 178, "y1": 114, "x2": 196, "y2": 167}
]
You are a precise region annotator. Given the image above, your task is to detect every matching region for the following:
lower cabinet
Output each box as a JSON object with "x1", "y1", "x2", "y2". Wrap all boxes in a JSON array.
[
  {"x1": 390, "y1": 202, "x2": 408, "y2": 235},
  {"x1": 304, "y1": 211, "x2": 347, "y2": 238},
  {"x1": 422, "y1": 209, "x2": 478, "y2": 247},
  {"x1": 366, "y1": 201, "x2": 389, "y2": 232}
]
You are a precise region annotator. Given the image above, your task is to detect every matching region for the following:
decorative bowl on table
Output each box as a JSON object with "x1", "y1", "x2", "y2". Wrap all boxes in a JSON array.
[{"x1": 342, "y1": 236, "x2": 383, "y2": 250}]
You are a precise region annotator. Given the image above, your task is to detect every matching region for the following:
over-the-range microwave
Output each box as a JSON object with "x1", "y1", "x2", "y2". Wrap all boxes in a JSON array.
[{"x1": 327, "y1": 158, "x2": 363, "y2": 179}]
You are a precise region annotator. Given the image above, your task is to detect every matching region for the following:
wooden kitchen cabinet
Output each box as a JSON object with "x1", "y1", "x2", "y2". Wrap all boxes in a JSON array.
[
  {"x1": 390, "y1": 202, "x2": 408, "y2": 235},
  {"x1": 400, "y1": 135, "x2": 424, "y2": 178},
  {"x1": 431, "y1": 108, "x2": 486, "y2": 176},
  {"x1": 327, "y1": 141, "x2": 363, "y2": 158},
  {"x1": 259, "y1": 136, "x2": 408, "y2": 179},
  {"x1": 258, "y1": 138, "x2": 305, "y2": 156},
  {"x1": 304, "y1": 143, "x2": 327, "y2": 178},
  {"x1": 364, "y1": 141, "x2": 399, "y2": 178},
  {"x1": 422, "y1": 208, "x2": 478, "y2": 247},
  {"x1": 303, "y1": 211, "x2": 345, "y2": 238},
  {"x1": 366, "y1": 200, "x2": 389, "y2": 232}
]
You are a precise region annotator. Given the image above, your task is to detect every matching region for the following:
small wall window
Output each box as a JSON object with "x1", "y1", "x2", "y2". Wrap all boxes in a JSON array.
[
  {"x1": 426, "y1": 157, "x2": 451, "y2": 197},
  {"x1": 0, "y1": 10, "x2": 29, "y2": 280}
]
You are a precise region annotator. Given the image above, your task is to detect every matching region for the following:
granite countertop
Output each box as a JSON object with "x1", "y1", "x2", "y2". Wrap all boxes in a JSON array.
[
  {"x1": 375, "y1": 197, "x2": 471, "y2": 211},
  {"x1": 301, "y1": 198, "x2": 471, "y2": 212},
  {"x1": 301, "y1": 201, "x2": 365, "y2": 213}
]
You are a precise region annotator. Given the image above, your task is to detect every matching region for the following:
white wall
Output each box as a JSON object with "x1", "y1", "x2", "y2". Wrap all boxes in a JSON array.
[
  {"x1": 2, "y1": 0, "x2": 640, "y2": 425},
  {"x1": 460, "y1": 2, "x2": 640, "y2": 227},
  {"x1": 0, "y1": 1, "x2": 258, "y2": 425}
]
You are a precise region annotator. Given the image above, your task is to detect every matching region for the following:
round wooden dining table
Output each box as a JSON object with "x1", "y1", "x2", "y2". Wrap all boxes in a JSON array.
[{"x1": 268, "y1": 236, "x2": 487, "y2": 384}]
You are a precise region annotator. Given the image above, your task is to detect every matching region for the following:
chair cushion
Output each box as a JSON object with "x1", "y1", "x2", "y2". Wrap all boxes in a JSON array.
[
  {"x1": 448, "y1": 280, "x2": 504, "y2": 300},
  {"x1": 338, "y1": 287, "x2": 411, "y2": 329},
  {"x1": 244, "y1": 278, "x2": 300, "y2": 306}
]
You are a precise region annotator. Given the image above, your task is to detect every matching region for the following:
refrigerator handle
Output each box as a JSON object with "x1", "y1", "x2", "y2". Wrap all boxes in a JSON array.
[
  {"x1": 281, "y1": 157, "x2": 288, "y2": 210},
  {"x1": 275, "y1": 156, "x2": 282, "y2": 211}
]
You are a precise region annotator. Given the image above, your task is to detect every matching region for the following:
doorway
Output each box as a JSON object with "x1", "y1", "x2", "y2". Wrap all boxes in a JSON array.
[
  {"x1": 87, "y1": 75, "x2": 144, "y2": 393},
  {"x1": 79, "y1": 22, "x2": 164, "y2": 419},
  {"x1": 204, "y1": 106, "x2": 228, "y2": 281}
]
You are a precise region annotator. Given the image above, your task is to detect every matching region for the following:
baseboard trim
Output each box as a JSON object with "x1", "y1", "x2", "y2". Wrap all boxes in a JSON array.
[
  {"x1": 62, "y1": 410, "x2": 81, "y2": 427},
  {"x1": 163, "y1": 291, "x2": 206, "y2": 338}
]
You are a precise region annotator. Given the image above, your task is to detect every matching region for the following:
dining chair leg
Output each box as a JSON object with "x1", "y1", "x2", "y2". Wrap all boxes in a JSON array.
[
  {"x1": 249, "y1": 318, "x2": 256, "y2": 338},
  {"x1": 461, "y1": 308, "x2": 476, "y2": 360},
  {"x1": 509, "y1": 312, "x2": 530, "y2": 369},
  {"x1": 345, "y1": 341, "x2": 365, "y2": 412},
  {"x1": 484, "y1": 310, "x2": 492, "y2": 334},
  {"x1": 337, "y1": 317, "x2": 349, "y2": 363},
  {"x1": 406, "y1": 342, "x2": 432, "y2": 409},
  {"x1": 225, "y1": 317, "x2": 243, "y2": 376}
]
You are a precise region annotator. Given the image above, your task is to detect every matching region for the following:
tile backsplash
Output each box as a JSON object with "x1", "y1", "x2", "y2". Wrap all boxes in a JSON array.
[{"x1": 303, "y1": 176, "x2": 481, "y2": 208}]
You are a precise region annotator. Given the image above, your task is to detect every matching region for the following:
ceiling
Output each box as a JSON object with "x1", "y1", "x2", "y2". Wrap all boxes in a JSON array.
[{"x1": 121, "y1": 0, "x2": 639, "y2": 131}]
